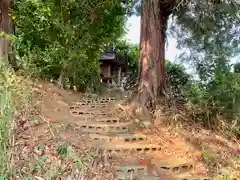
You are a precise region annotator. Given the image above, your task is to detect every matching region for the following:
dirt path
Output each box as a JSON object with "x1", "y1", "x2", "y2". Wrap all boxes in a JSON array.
[{"x1": 13, "y1": 81, "x2": 240, "y2": 180}]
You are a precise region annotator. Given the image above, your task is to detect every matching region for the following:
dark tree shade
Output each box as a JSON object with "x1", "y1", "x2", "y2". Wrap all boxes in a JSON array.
[{"x1": 234, "y1": 62, "x2": 240, "y2": 73}]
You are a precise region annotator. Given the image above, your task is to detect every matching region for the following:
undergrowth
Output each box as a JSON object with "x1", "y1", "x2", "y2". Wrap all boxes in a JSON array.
[
  {"x1": 185, "y1": 72, "x2": 240, "y2": 135},
  {"x1": 0, "y1": 61, "x2": 30, "y2": 178}
]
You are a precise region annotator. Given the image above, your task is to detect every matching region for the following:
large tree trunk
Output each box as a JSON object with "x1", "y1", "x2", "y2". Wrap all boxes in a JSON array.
[{"x1": 130, "y1": 0, "x2": 173, "y2": 118}]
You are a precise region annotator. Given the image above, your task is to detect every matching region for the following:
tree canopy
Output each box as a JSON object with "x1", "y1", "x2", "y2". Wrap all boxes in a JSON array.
[
  {"x1": 13, "y1": 0, "x2": 128, "y2": 90},
  {"x1": 11, "y1": 0, "x2": 240, "y2": 87},
  {"x1": 171, "y1": 0, "x2": 240, "y2": 80},
  {"x1": 115, "y1": 40, "x2": 139, "y2": 73}
]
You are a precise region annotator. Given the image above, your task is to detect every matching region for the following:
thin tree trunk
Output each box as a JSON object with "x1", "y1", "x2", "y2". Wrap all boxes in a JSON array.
[
  {"x1": 132, "y1": 0, "x2": 172, "y2": 113},
  {"x1": 0, "y1": 0, "x2": 12, "y2": 64},
  {"x1": 8, "y1": 19, "x2": 19, "y2": 71},
  {"x1": 58, "y1": 68, "x2": 65, "y2": 89}
]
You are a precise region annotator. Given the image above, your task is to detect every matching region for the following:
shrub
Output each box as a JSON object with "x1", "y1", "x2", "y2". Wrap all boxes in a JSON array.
[
  {"x1": 186, "y1": 72, "x2": 240, "y2": 130},
  {"x1": 166, "y1": 61, "x2": 191, "y2": 101}
]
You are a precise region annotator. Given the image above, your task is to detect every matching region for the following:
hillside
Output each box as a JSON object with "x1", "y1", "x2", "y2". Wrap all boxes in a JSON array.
[{"x1": 12, "y1": 81, "x2": 240, "y2": 180}]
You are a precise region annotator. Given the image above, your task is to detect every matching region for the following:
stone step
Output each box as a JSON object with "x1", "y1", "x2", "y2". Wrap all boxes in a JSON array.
[
  {"x1": 116, "y1": 171, "x2": 136, "y2": 180},
  {"x1": 116, "y1": 172, "x2": 160, "y2": 180},
  {"x1": 70, "y1": 116, "x2": 127, "y2": 124},
  {"x1": 77, "y1": 97, "x2": 116, "y2": 104},
  {"x1": 115, "y1": 164, "x2": 148, "y2": 175},
  {"x1": 75, "y1": 102, "x2": 107, "y2": 108},
  {"x1": 138, "y1": 175, "x2": 160, "y2": 180},
  {"x1": 69, "y1": 108, "x2": 114, "y2": 117},
  {"x1": 90, "y1": 111, "x2": 116, "y2": 117},
  {"x1": 151, "y1": 157, "x2": 193, "y2": 174},
  {"x1": 78, "y1": 122, "x2": 131, "y2": 134},
  {"x1": 89, "y1": 133, "x2": 147, "y2": 142},
  {"x1": 94, "y1": 116, "x2": 129, "y2": 123},
  {"x1": 92, "y1": 141, "x2": 162, "y2": 154},
  {"x1": 69, "y1": 103, "x2": 108, "y2": 112},
  {"x1": 70, "y1": 109, "x2": 103, "y2": 117},
  {"x1": 174, "y1": 172, "x2": 210, "y2": 180},
  {"x1": 95, "y1": 98, "x2": 116, "y2": 104}
]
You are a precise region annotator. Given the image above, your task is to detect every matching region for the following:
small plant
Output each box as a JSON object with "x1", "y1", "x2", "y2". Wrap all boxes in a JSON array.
[
  {"x1": 200, "y1": 150, "x2": 221, "y2": 171},
  {"x1": 57, "y1": 143, "x2": 69, "y2": 158},
  {"x1": 38, "y1": 144, "x2": 45, "y2": 152},
  {"x1": 232, "y1": 155, "x2": 240, "y2": 161},
  {"x1": 30, "y1": 156, "x2": 48, "y2": 174}
]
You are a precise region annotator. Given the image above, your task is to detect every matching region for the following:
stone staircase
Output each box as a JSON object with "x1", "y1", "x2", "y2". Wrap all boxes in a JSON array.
[{"x1": 68, "y1": 97, "x2": 210, "y2": 180}]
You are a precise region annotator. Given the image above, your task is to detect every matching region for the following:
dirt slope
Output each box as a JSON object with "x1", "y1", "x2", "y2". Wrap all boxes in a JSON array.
[{"x1": 13, "y1": 81, "x2": 240, "y2": 180}]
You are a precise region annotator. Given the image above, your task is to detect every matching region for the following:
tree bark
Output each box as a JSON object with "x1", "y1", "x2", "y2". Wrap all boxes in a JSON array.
[
  {"x1": 8, "y1": 21, "x2": 19, "y2": 71},
  {"x1": 131, "y1": 0, "x2": 173, "y2": 112},
  {"x1": 0, "y1": 0, "x2": 12, "y2": 63}
]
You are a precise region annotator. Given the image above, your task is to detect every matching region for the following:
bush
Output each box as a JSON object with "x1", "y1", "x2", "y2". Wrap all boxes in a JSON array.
[
  {"x1": 186, "y1": 72, "x2": 240, "y2": 130},
  {"x1": 166, "y1": 61, "x2": 191, "y2": 101},
  {"x1": 20, "y1": 43, "x2": 100, "y2": 91}
]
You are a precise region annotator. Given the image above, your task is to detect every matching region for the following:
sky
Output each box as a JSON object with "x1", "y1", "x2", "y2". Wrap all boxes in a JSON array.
[
  {"x1": 125, "y1": 15, "x2": 239, "y2": 66},
  {"x1": 125, "y1": 15, "x2": 182, "y2": 62}
]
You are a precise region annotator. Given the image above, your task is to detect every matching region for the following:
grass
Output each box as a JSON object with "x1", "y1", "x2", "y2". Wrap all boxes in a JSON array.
[
  {"x1": 0, "y1": 62, "x2": 30, "y2": 178},
  {"x1": 15, "y1": 143, "x2": 107, "y2": 179},
  {"x1": 0, "y1": 88, "x2": 12, "y2": 178}
]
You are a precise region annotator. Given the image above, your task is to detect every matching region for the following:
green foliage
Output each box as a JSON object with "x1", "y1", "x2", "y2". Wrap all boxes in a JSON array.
[
  {"x1": 168, "y1": 1, "x2": 240, "y2": 132},
  {"x1": 170, "y1": 0, "x2": 240, "y2": 81},
  {"x1": 186, "y1": 72, "x2": 240, "y2": 129},
  {"x1": 13, "y1": 0, "x2": 127, "y2": 91},
  {"x1": 234, "y1": 62, "x2": 240, "y2": 73},
  {"x1": 108, "y1": 40, "x2": 139, "y2": 90},
  {"x1": 166, "y1": 61, "x2": 190, "y2": 100},
  {"x1": 57, "y1": 143, "x2": 69, "y2": 158},
  {"x1": 116, "y1": 40, "x2": 139, "y2": 73}
]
